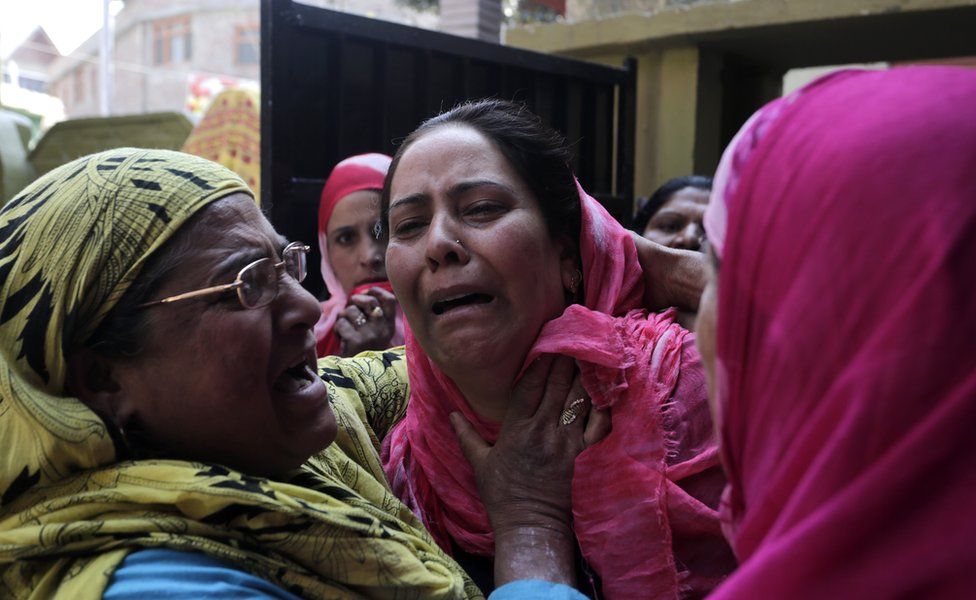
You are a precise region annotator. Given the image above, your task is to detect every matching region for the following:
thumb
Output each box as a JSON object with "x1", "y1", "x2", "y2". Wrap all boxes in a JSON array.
[{"x1": 450, "y1": 412, "x2": 489, "y2": 468}]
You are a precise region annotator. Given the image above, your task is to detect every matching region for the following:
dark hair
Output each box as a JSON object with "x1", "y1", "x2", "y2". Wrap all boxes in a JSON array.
[
  {"x1": 631, "y1": 175, "x2": 713, "y2": 233},
  {"x1": 380, "y1": 99, "x2": 580, "y2": 247}
]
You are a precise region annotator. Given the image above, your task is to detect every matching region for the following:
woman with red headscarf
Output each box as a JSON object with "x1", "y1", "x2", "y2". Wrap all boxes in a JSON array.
[
  {"x1": 697, "y1": 67, "x2": 976, "y2": 597},
  {"x1": 315, "y1": 153, "x2": 405, "y2": 357}
]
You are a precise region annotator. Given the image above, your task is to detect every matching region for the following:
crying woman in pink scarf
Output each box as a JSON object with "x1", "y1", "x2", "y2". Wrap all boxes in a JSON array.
[
  {"x1": 380, "y1": 99, "x2": 736, "y2": 598},
  {"x1": 698, "y1": 67, "x2": 976, "y2": 597}
]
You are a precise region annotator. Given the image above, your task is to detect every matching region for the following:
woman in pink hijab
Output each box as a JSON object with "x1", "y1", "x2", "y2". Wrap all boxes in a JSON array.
[
  {"x1": 315, "y1": 153, "x2": 405, "y2": 357},
  {"x1": 697, "y1": 67, "x2": 976, "y2": 597},
  {"x1": 381, "y1": 99, "x2": 735, "y2": 598}
]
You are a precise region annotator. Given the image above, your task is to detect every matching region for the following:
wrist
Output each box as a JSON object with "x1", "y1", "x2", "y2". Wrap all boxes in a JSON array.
[
  {"x1": 493, "y1": 518, "x2": 574, "y2": 541},
  {"x1": 488, "y1": 500, "x2": 573, "y2": 535},
  {"x1": 493, "y1": 523, "x2": 577, "y2": 588}
]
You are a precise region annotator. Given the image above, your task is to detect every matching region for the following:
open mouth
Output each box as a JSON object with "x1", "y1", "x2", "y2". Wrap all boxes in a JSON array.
[
  {"x1": 431, "y1": 293, "x2": 494, "y2": 315},
  {"x1": 272, "y1": 357, "x2": 318, "y2": 394}
]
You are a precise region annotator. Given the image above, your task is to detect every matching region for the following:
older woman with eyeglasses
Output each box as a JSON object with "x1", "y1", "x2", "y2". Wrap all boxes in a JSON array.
[{"x1": 0, "y1": 148, "x2": 600, "y2": 599}]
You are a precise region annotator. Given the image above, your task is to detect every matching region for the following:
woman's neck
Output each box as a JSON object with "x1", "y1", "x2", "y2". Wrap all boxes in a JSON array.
[{"x1": 446, "y1": 362, "x2": 520, "y2": 424}]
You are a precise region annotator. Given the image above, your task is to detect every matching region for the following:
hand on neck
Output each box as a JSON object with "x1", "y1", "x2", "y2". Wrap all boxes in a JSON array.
[{"x1": 446, "y1": 360, "x2": 523, "y2": 423}]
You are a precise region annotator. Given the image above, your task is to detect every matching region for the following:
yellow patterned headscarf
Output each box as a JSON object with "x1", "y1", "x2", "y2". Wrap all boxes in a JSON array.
[{"x1": 0, "y1": 149, "x2": 476, "y2": 599}]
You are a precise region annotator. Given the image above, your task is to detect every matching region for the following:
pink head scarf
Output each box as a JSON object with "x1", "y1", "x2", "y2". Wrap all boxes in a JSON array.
[
  {"x1": 314, "y1": 153, "x2": 404, "y2": 356},
  {"x1": 704, "y1": 67, "x2": 976, "y2": 597},
  {"x1": 384, "y1": 182, "x2": 731, "y2": 598}
]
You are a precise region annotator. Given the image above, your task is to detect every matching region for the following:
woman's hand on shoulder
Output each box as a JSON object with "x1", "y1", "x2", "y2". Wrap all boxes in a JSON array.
[
  {"x1": 334, "y1": 287, "x2": 398, "y2": 356},
  {"x1": 630, "y1": 232, "x2": 708, "y2": 312},
  {"x1": 451, "y1": 355, "x2": 611, "y2": 588}
]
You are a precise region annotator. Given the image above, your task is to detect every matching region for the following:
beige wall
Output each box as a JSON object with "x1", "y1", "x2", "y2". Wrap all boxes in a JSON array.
[
  {"x1": 508, "y1": 0, "x2": 976, "y2": 197},
  {"x1": 633, "y1": 46, "x2": 699, "y2": 198},
  {"x1": 49, "y1": 0, "x2": 260, "y2": 119}
]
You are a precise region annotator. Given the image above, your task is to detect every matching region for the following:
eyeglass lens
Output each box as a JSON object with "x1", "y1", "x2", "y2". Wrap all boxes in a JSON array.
[
  {"x1": 239, "y1": 259, "x2": 279, "y2": 308},
  {"x1": 283, "y1": 243, "x2": 307, "y2": 283},
  {"x1": 238, "y1": 244, "x2": 308, "y2": 309}
]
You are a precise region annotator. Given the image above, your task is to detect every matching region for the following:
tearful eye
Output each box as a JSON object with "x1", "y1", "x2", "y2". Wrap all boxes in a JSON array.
[
  {"x1": 467, "y1": 201, "x2": 503, "y2": 215},
  {"x1": 393, "y1": 219, "x2": 426, "y2": 238}
]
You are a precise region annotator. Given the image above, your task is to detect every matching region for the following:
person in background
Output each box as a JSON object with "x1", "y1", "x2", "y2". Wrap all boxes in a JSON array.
[
  {"x1": 181, "y1": 88, "x2": 261, "y2": 202},
  {"x1": 630, "y1": 175, "x2": 713, "y2": 330},
  {"x1": 315, "y1": 153, "x2": 403, "y2": 357},
  {"x1": 698, "y1": 67, "x2": 976, "y2": 597},
  {"x1": 632, "y1": 175, "x2": 712, "y2": 252}
]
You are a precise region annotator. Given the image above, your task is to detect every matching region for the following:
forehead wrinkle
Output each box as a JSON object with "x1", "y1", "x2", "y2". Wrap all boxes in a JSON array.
[{"x1": 190, "y1": 199, "x2": 279, "y2": 257}]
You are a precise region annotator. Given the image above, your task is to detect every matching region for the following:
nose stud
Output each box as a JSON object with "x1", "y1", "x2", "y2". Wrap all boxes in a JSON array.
[{"x1": 455, "y1": 239, "x2": 463, "y2": 247}]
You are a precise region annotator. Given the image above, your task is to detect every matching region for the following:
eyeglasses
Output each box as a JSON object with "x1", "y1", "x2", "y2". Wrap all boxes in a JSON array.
[{"x1": 138, "y1": 242, "x2": 310, "y2": 310}]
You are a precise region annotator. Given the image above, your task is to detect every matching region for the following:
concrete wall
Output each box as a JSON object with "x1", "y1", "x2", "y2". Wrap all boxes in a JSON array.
[
  {"x1": 48, "y1": 0, "x2": 260, "y2": 119},
  {"x1": 508, "y1": 0, "x2": 976, "y2": 197}
]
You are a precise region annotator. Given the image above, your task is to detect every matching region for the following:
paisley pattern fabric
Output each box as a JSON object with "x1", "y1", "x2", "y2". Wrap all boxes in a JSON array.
[{"x1": 0, "y1": 149, "x2": 477, "y2": 599}]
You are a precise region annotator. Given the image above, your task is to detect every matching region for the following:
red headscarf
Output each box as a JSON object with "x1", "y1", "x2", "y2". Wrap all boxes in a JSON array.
[
  {"x1": 383, "y1": 183, "x2": 731, "y2": 598},
  {"x1": 705, "y1": 67, "x2": 976, "y2": 597},
  {"x1": 314, "y1": 153, "x2": 404, "y2": 356}
]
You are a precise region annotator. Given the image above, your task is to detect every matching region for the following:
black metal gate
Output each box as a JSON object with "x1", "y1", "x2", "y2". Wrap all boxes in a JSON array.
[{"x1": 261, "y1": 0, "x2": 635, "y2": 296}]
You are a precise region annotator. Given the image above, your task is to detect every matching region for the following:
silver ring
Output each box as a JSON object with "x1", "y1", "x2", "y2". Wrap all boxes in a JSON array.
[
  {"x1": 559, "y1": 398, "x2": 586, "y2": 426},
  {"x1": 369, "y1": 306, "x2": 384, "y2": 319},
  {"x1": 353, "y1": 314, "x2": 367, "y2": 327}
]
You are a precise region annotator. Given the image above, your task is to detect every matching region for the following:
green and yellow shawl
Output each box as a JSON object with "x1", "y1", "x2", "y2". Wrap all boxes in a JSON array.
[{"x1": 0, "y1": 149, "x2": 478, "y2": 599}]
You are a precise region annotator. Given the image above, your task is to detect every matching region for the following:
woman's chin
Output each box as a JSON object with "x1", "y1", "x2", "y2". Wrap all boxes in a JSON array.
[
  {"x1": 274, "y1": 400, "x2": 339, "y2": 469},
  {"x1": 429, "y1": 334, "x2": 528, "y2": 379}
]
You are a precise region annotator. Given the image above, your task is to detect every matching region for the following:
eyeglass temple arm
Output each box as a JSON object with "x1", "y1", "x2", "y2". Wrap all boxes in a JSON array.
[{"x1": 137, "y1": 281, "x2": 243, "y2": 308}]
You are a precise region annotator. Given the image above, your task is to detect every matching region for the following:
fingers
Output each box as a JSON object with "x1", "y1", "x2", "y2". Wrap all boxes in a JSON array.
[
  {"x1": 340, "y1": 304, "x2": 366, "y2": 324},
  {"x1": 450, "y1": 411, "x2": 489, "y2": 468},
  {"x1": 535, "y1": 356, "x2": 577, "y2": 422},
  {"x1": 508, "y1": 354, "x2": 556, "y2": 421},
  {"x1": 366, "y1": 287, "x2": 398, "y2": 318},
  {"x1": 333, "y1": 317, "x2": 358, "y2": 340},
  {"x1": 557, "y1": 374, "x2": 589, "y2": 428},
  {"x1": 348, "y1": 294, "x2": 380, "y2": 319},
  {"x1": 583, "y1": 407, "x2": 612, "y2": 449}
]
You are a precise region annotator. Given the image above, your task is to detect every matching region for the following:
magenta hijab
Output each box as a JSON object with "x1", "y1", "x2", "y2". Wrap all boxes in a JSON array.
[
  {"x1": 384, "y1": 182, "x2": 729, "y2": 598},
  {"x1": 704, "y1": 67, "x2": 976, "y2": 597}
]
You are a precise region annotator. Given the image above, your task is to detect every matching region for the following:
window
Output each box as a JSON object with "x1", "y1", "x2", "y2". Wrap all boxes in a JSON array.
[
  {"x1": 235, "y1": 24, "x2": 259, "y2": 65},
  {"x1": 153, "y1": 15, "x2": 192, "y2": 65},
  {"x1": 19, "y1": 75, "x2": 46, "y2": 92}
]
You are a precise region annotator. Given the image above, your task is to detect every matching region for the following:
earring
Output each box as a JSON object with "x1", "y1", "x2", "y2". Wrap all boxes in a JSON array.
[{"x1": 568, "y1": 269, "x2": 582, "y2": 295}]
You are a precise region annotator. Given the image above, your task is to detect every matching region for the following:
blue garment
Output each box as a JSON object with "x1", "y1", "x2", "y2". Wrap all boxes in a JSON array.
[
  {"x1": 106, "y1": 548, "x2": 587, "y2": 599},
  {"x1": 104, "y1": 548, "x2": 303, "y2": 599},
  {"x1": 488, "y1": 579, "x2": 588, "y2": 600}
]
